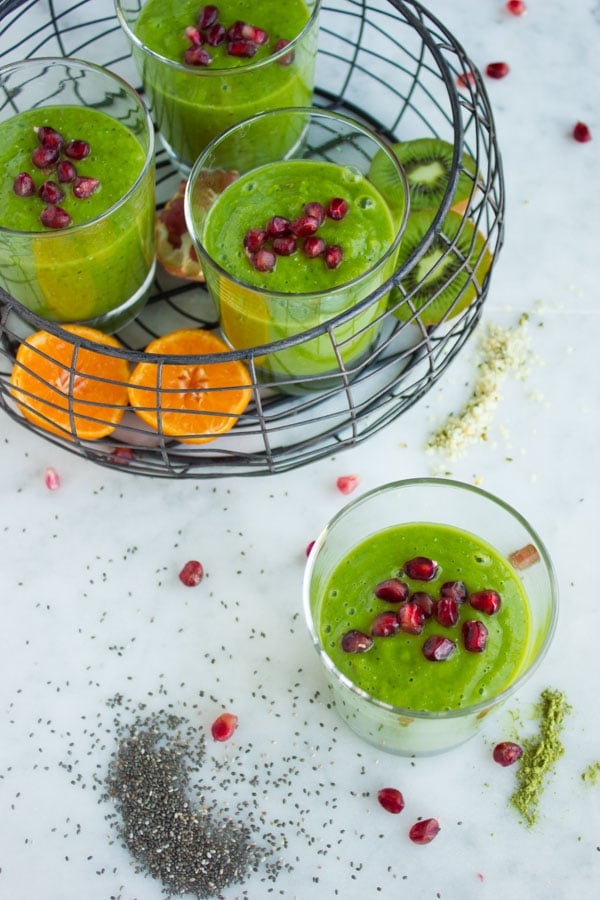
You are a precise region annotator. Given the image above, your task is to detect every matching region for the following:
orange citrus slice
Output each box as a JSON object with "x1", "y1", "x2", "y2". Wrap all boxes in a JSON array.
[
  {"x1": 127, "y1": 328, "x2": 252, "y2": 444},
  {"x1": 9, "y1": 324, "x2": 130, "y2": 440}
]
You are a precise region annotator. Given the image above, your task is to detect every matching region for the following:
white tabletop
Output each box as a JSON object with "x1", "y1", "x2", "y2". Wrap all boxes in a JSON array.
[{"x1": 1, "y1": 1, "x2": 599, "y2": 898}]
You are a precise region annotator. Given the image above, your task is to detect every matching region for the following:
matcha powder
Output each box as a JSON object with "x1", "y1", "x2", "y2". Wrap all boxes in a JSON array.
[{"x1": 509, "y1": 688, "x2": 571, "y2": 827}]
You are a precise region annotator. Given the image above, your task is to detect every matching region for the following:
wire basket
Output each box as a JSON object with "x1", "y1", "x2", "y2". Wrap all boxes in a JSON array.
[{"x1": 0, "y1": 0, "x2": 504, "y2": 478}]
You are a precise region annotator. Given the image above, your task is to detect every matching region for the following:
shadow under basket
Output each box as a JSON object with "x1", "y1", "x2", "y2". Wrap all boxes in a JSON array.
[{"x1": 0, "y1": 0, "x2": 505, "y2": 478}]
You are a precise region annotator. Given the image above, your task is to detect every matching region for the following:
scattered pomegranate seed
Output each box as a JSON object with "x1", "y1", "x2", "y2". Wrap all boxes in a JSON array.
[
  {"x1": 72, "y1": 176, "x2": 100, "y2": 199},
  {"x1": 40, "y1": 205, "x2": 71, "y2": 229},
  {"x1": 241, "y1": 23, "x2": 268, "y2": 45},
  {"x1": 305, "y1": 540, "x2": 315, "y2": 557},
  {"x1": 326, "y1": 197, "x2": 349, "y2": 220},
  {"x1": 462, "y1": 619, "x2": 488, "y2": 652},
  {"x1": 456, "y1": 71, "x2": 475, "y2": 90},
  {"x1": 109, "y1": 446, "x2": 135, "y2": 464},
  {"x1": 267, "y1": 215, "x2": 291, "y2": 238},
  {"x1": 211, "y1": 711, "x2": 238, "y2": 741},
  {"x1": 397, "y1": 601, "x2": 426, "y2": 635},
  {"x1": 506, "y1": 0, "x2": 526, "y2": 14},
  {"x1": 440, "y1": 580, "x2": 467, "y2": 603},
  {"x1": 197, "y1": 4, "x2": 218, "y2": 28},
  {"x1": 38, "y1": 180, "x2": 64, "y2": 204},
  {"x1": 291, "y1": 214, "x2": 319, "y2": 237},
  {"x1": 274, "y1": 38, "x2": 295, "y2": 66},
  {"x1": 185, "y1": 25, "x2": 203, "y2": 46},
  {"x1": 377, "y1": 787, "x2": 405, "y2": 814},
  {"x1": 31, "y1": 144, "x2": 60, "y2": 169},
  {"x1": 493, "y1": 740, "x2": 523, "y2": 766},
  {"x1": 409, "y1": 818, "x2": 440, "y2": 845},
  {"x1": 243, "y1": 228, "x2": 268, "y2": 252},
  {"x1": 205, "y1": 22, "x2": 226, "y2": 46},
  {"x1": 434, "y1": 596, "x2": 459, "y2": 628},
  {"x1": 403, "y1": 556, "x2": 439, "y2": 582},
  {"x1": 341, "y1": 629, "x2": 373, "y2": 653},
  {"x1": 184, "y1": 46, "x2": 213, "y2": 66},
  {"x1": 486, "y1": 61, "x2": 510, "y2": 79},
  {"x1": 336, "y1": 474, "x2": 359, "y2": 494},
  {"x1": 227, "y1": 39, "x2": 258, "y2": 57},
  {"x1": 44, "y1": 466, "x2": 61, "y2": 490},
  {"x1": 508, "y1": 543, "x2": 540, "y2": 570},
  {"x1": 324, "y1": 244, "x2": 343, "y2": 269},
  {"x1": 303, "y1": 201, "x2": 325, "y2": 225},
  {"x1": 422, "y1": 634, "x2": 456, "y2": 661},
  {"x1": 469, "y1": 589, "x2": 501, "y2": 615},
  {"x1": 370, "y1": 610, "x2": 401, "y2": 638},
  {"x1": 226, "y1": 20, "x2": 246, "y2": 40},
  {"x1": 178, "y1": 559, "x2": 204, "y2": 586},
  {"x1": 13, "y1": 172, "x2": 36, "y2": 197},
  {"x1": 64, "y1": 139, "x2": 90, "y2": 160},
  {"x1": 303, "y1": 235, "x2": 326, "y2": 258},
  {"x1": 573, "y1": 121, "x2": 592, "y2": 143},
  {"x1": 35, "y1": 126, "x2": 64, "y2": 150},
  {"x1": 272, "y1": 235, "x2": 297, "y2": 256},
  {"x1": 56, "y1": 160, "x2": 77, "y2": 183},
  {"x1": 251, "y1": 247, "x2": 276, "y2": 272},
  {"x1": 374, "y1": 578, "x2": 409, "y2": 604},
  {"x1": 411, "y1": 591, "x2": 435, "y2": 617}
]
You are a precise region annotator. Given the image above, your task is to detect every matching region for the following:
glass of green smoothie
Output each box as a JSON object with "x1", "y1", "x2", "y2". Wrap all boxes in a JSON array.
[
  {"x1": 114, "y1": 0, "x2": 320, "y2": 174},
  {"x1": 304, "y1": 478, "x2": 558, "y2": 756},
  {"x1": 0, "y1": 58, "x2": 155, "y2": 332},
  {"x1": 184, "y1": 107, "x2": 409, "y2": 393}
]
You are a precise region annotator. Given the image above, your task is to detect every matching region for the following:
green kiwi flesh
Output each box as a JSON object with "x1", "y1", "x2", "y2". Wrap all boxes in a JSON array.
[
  {"x1": 369, "y1": 137, "x2": 478, "y2": 212},
  {"x1": 389, "y1": 210, "x2": 492, "y2": 326}
]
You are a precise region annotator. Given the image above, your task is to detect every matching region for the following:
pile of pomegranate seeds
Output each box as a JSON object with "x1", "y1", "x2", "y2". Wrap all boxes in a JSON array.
[
  {"x1": 182, "y1": 5, "x2": 293, "y2": 66},
  {"x1": 12, "y1": 124, "x2": 99, "y2": 230},
  {"x1": 243, "y1": 198, "x2": 348, "y2": 273},
  {"x1": 340, "y1": 554, "x2": 503, "y2": 663}
]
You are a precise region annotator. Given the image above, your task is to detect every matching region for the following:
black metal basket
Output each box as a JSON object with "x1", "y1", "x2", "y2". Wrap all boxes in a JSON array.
[{"x1": 0, "y1": 0, "x2": 504, "y2": 478}]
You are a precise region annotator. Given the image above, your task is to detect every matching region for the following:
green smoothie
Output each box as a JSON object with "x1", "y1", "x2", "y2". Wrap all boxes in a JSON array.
[
  {"x1": 318, "y1": 522, "x2": 531, "y2": 712},
  {"x1": 198, "y1": 159, "x2": 398, "y2": 383},
  {"x1": 131, "y1": 0, "x2": 318, "y2": 169},
  {"x1": 0, "y1": 105, "x2": 154, "y2": 324}
]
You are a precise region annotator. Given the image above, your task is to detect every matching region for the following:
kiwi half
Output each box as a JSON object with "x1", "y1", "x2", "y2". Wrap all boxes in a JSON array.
[
  {"x1": 369, "y1": 137, "x2": 478, "y2": 213},
  {"x1": 389, "y1": 210, "x2": 492, "y2": 326}
]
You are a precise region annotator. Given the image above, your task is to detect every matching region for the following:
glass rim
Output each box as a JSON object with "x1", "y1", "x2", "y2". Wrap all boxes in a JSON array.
[
  {"x1": 302, "y1": 475, "x2": 560, "y2": 722},
  {"x1": 0, "y1": 56, "x2": 155, "y2": 238},
  {"x1": 184, "y1": 106, "x2": 410, "y2": 301},
  {"x1": 114, "y1": 0, "x2": 321, "y2": 76}
]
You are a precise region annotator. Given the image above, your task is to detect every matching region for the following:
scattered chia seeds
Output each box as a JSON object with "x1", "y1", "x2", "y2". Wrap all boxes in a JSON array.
[{"x1": 509, "y1": 688, "x2": 571, "y2": 827}]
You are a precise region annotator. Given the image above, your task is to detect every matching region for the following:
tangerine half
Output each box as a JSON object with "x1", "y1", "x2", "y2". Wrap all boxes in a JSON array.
[
  {"x1": 9, "y1": 324, "x2": 130, "y2": 440},
  {"x1": 127, "y1": 328, "x2": 252, "y2": 444}
]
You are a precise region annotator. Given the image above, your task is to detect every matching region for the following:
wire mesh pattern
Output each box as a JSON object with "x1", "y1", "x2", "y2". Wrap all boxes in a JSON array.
[{"x1": 0, "y1": 0, "x2": 505, "y2": 478}]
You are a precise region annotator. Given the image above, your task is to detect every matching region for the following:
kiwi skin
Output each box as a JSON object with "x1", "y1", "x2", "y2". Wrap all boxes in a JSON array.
[
  {"x1": 369, "y1": 137, "x2": 478, "y2": 213},
  {"x1": 389, "y1": 210, "x2": 492, "y2": 326}
]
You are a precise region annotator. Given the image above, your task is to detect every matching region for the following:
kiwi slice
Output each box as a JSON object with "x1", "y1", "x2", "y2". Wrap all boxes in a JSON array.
[
  {"x1": 390, "y1": 210, "x2": 492, "y2": 326},
  {"x1": 369, "y1": 137, "x2": 478, "y2": 213}
]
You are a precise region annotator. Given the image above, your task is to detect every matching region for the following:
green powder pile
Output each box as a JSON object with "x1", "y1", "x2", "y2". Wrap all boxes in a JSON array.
[
  {"x1": 581, "y1": 761, "x2": 600, "y2": 785},
  {"x1": 509, "y1": 688, "x2": 571, "y2": 827}
]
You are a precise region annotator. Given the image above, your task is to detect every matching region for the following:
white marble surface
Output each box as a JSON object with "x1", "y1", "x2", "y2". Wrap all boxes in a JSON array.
[{"x1": 1, "y1": 1, "x2": 599, "y2": 898}]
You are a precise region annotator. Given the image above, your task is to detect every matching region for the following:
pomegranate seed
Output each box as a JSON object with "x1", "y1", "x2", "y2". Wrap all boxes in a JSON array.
[
  {"x1": 336, "y1": 474, "x2": 359, "y2": 494},
  {"x1": 506, "y1": 0, "x2": 526, "y2": 14},
  {"x1": 326, "y1": 197, "x2": 349, "y2": 220},
  {"x1": 374, "y1": 578, "x2": 409, "y2": 604},
  {"x1": 377, "y1": 787, "x2": 405, "y2": 814},
  {"x1": 226, "y1": 20, "x2": 245, "y2": 40},
  {"x1": 411, "y1": 591, "x2": 434, "y2": 617},
  {"x1": 227, "y1": 39, "x2": 258, "y2": 58},
  {"x1": 13, "y1": 172, "x2": 36, "y2": 197},
  {"x1": 397, "y1": 601, "x2": 425, "y2": 635},
  {"x1": 205, "y1": 22, "x2": 226, "y2": 46},
  {"x1": 197, "y1": 4, "x2": 218, "y2": 29},
  {"x1": 370, "y1": 611, "x2": 400, "y2": 638},
  {"x1": 486, "y1": 61, "x2": 509, "y2": 79},
  {"x1": 456, "y1": 71, "x2": 475, "y2": 90},
  {"x1": 64, "y1": 139, "x2": 90, "y2": 161},
  {"x1": 341, "y1": 629, "x2": 373, "y2": 653},
  {"x1": 40, "y1": 205, "x2": 71, "y2": 229},
  {"x1": 305, "y1": 540, "x2": 315, "y2": 557},
  {"x1": 409, "y1": 818, "x2": 440, "y2": 845},
  {"x1": 434, "y1": 596, "x2": 459, "y2": 628},
  {"x1": 324, "y1": 245, "x2": 343, "y2": 269},
  {"x1": 72, "y1": 176, "x2": 100, "y2": 199},
  {"x1": 422, "y1": 635, "x2": 456, "y2": 661},
  {"x1": 56, "y1": 160, "x2": 77, "y2": 183},
  {"x1": 184, "y1": 46, "x2": 213, "y2": 66},
  {"x1": 303, "y1": 235, "x2": 326, "y2": 258},
  {"x1": 303, "y1": 201, "x2": 325, "y2": 225},
  {"x1": 185, "y1": 26, "x2": 203, "y2": 46},
  {"x1": 573, "y1": 121, "x2": 592, "y2": 143},
  {"x1": 243, "y1": 227, "x2": 268, "y2": 252},
  {"x1": 462, "y1": 619, "x2": 488, "y2": 652},
  {"x1": 35, "y1": 126, "x2": 64, "y2": 150},
  {"x1": 508, "y1": 543, "x2": 540, "y2": 570},
  {"x1": 44, "y1": 466, "x2": 61, "y2": 490},
  {"x1": 469, "y1": 589, "x2": 501, "y2": 615},
  {"x1": 493, "y1": 740, "x2": 523, "y2": 766},
  {"x1": 38, "y1": 181, "x2": 64, "y2": 204},
  {"x1": 272, "y1": 235, "x2": 297, "y2": 256},
  {"x1": 267, "y1": 215, "x2": 291, "y2": 237},
  {"x1": 178, "y1": 559, "x2": 204, "y2": 586},
  {"x1": 241, "y1": 23, "x2": 269, "y2": 45},
  {"x1": 440, "y1": 580, "x2": 467, "y2": 603},
  {"x1": 403, "y1": 556, "x2": 439, "y2": 582},
  {"x1": 211, "y1": 711, "x2": 238, "y2": 742},
  {"x1": 109, "y1": 446, "x2": 135, "y2": 464},
  {"x1": 251, "y1": 248, "x2": 276, "y2": 272},
  {"x1": 31, "y1": 144, "x2": 60, "y2": 169},
  {"x1": 274, "y1": 38, "x2": 295, "y2": 65},
  {"x1": 291, "y1": 214, "x2": 319, "y2": 237}
]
